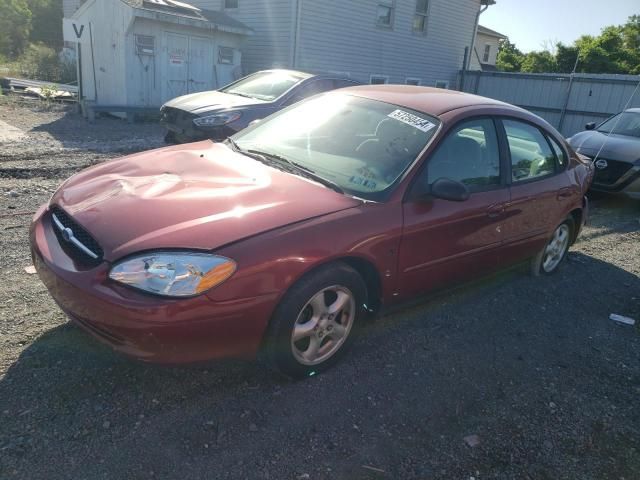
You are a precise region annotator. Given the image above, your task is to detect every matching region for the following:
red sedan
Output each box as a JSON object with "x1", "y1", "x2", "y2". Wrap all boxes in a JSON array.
[{"x1": 30, "y1": 86, "x2": 593, "y2": 378}]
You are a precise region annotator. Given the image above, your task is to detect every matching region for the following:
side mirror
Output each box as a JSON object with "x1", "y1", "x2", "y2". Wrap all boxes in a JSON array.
[
  {"x1": 585, "y1": 122, "x2": 596, "y2": 131},
  {"x1": 430, "y1": 178, "x2": 470, "y2": 202}
]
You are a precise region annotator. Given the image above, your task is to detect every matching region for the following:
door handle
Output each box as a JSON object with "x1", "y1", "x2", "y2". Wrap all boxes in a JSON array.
[
  {"x1": 557, "y1": 188, "x2": 572, "y2": 199},
  {"x1": 487, "y1": 203, "x2": 505, "y2": 218}
]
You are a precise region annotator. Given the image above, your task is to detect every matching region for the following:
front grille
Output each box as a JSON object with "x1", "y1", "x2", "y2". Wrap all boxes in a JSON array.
[
  {"x1": 161, "y1": 106, "x2": 194, "y2": 126},
  {"x1": 50, "y1": 206, "x2": 104, "y2": 267},
  {"x1": 160, "y1": 106, "x2": 179, "y2": 123},
  {"x1": 590, "y1": 158, "x2": 634, "y2": 186}
]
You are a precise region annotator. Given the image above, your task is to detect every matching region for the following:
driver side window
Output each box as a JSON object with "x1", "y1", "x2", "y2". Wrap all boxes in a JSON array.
[{"x1": 423, "y1": 118, "x2": 501, "y2": 193}]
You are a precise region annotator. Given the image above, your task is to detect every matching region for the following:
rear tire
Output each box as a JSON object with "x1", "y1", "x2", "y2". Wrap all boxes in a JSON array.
[
  {"x1": 531, "y1": 217, "x2": 574, "y2": 276},
  {"x1": 264, "y1": 262, "x2": 367, "y2": 379}
]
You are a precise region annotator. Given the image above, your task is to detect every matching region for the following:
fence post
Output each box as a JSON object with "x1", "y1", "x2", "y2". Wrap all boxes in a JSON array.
[
  {"x1": 558, "y1": 74, "x2": 574, "y2": 134},
  {"x1": 474, "y1": 72, "x2": 481, "y2": 94},
  {"x1": 459, "y1": 47, "x2": 469, "y2": 91}
]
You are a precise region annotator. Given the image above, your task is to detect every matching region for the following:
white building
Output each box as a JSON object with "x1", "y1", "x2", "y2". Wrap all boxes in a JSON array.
[
  {"x1": 64, "y1": 0, "x2": 252, "y2": 113},
  {"x1": 63, "y1": 0, "x2": 497, "y2": 110},
  {"x1": 469, "y1": 24, "x2": 507, "y2": 71}
]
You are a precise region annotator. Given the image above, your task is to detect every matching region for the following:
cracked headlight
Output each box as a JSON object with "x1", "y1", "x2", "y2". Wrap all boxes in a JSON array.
[{"x1": 109, "y1": 252, "x2": 236, "y2": 297}]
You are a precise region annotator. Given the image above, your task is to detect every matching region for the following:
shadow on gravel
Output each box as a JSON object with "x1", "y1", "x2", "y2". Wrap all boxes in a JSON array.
[
  {"x1": 28, "y1": 109, "x2": 165, "y2": 153},
  {"x1": 1, "y1": 253, "x2": 639, "y2": 479}
]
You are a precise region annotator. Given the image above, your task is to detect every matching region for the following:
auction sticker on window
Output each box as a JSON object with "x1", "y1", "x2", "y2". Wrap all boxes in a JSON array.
[{"x1": 388, "y1": 109, "x2": 436, "y2": 132}]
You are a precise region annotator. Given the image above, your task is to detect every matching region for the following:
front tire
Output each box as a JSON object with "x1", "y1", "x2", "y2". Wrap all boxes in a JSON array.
[
  {"x1": 531, "y1": 217, "x2": 574, "y2": 276},
  {"x1": 264, "y1": 262, "x2": 367, "y2": 379}
]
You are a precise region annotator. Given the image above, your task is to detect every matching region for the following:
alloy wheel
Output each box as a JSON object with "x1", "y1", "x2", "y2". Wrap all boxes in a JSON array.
[
  {"x1": 290, "y1": 285, "x2": 356, "y2": 366},
  {"x1": 542, "y1": 224, "x2": 570, "y2": 272}
]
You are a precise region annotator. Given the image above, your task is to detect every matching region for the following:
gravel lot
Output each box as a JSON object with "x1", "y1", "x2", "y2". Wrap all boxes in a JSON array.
[{"x1": 1, "y1": 97, "x2": 639, "y2": 480}]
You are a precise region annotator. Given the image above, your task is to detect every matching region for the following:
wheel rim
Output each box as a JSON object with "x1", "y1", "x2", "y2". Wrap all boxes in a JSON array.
[
  {"x1": 290, "y1": 285, "x2": 356, "y2": 366},
  {"x1": 542, "y1": 224, "x2": 570, "y2": 272}
]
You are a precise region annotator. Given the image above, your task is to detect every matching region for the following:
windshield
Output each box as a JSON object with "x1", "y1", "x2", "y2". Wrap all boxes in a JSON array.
[
  {"x1": 220, "y1": 71, "x2": 307, "y2": 101},
  {"x1": 232, "y1": 94, "x2": 440, "y2": 200},
  {"x1": 597, "y1": 111, "x2": 640, "y2": 137}
]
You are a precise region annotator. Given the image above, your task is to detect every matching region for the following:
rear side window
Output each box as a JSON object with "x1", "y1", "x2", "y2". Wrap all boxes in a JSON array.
[
  {"x1": 547, "y1": 135, "x2": 567, "y2": 169},
  {"x1": 425, "y1": 118, "x2": 501, "y2": 192},
  {"x1": 285, "y1": 79, "x2": 336, "y2": 105},
  {"x1": 503, "y1": 119, "x2": 556, "y2": 182}
]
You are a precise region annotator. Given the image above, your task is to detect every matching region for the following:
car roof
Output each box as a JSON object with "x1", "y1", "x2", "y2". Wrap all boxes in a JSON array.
[
  {"x1": 256, "y1": 69, "x2": 315, "y2": 79},
  {"x1": 255, "y1": 69, "x2": 359, "y2": 83},
  {"x1": 338, "y1": 85, "x2": 519, "y2": 117}
]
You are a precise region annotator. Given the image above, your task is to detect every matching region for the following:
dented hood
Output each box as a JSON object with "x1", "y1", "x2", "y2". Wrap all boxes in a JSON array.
[{"x1": 51, "y1": 141, "x2": 361, "y2": 261}]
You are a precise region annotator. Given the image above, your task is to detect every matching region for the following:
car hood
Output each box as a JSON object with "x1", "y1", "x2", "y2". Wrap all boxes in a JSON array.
[
  {"x1": 51, "y1": 142, "x2": 361, "y2": 262},
  {"x1": 162, "y1": 90, "x2": 267, "y2": 115},
  {"x1": 568, "y1": 131, "x2": 640, "y2": 163}
]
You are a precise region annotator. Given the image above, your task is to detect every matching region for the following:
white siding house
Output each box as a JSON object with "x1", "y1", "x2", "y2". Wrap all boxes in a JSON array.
[
  {"x1": 292, "y1": 0, "x2": 483, "y2": 89},
  {"x1": 469, "y1": 24, "x2": 506, "y2": 71},
  {"x1": 62, "y1": 0, "x2": 495, "y2": 110},
  {"x1": 64, "y1": 0, "x2": 251, "y2": 113}
]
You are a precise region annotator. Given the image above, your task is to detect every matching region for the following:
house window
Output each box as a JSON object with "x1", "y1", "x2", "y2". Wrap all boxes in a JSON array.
[
  {"x1": 218, "y1": 47, "x2": 234, "y2": 64},
  {"x1": 224, "y1": 0, "x2": 238, "y2": 8},
  {"x1": 135, "y1": 35, "x2": 155, "y2": 56},
  {"x1": 406, "y1": 77, "x2": 421, "y2": 86},
  {"x1": 413, "y1": 0, "x2": 429, "y2": 33},
  {"x1": 370, "y1": 75, "x2": 389, "y2": 85},
  {"x1": 328, "y1": 71, "x2": 351, "y2": 78},
  {"x1": 376, "y1": 2, "x2": 394, "y2": 27},
  {"x1": 483, "y1": 44, "x2": 491, "y2": 62},
  {"x1": 435, "y1": 80, "x2": 449, "y2": 89}
]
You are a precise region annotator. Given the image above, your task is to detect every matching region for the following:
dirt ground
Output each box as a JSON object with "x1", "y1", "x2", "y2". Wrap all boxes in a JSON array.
[{"x1": 0, "y1": 97, "x2": 639, "y2": 480}]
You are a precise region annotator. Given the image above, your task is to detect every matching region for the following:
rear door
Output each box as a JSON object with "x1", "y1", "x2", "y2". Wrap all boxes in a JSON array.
[
  {"x1": 499, "y1": 118, "x2": 575, "y2": 265},
  {"x1": 398, "y1": 117, "x2": 509, "y2": 299}
]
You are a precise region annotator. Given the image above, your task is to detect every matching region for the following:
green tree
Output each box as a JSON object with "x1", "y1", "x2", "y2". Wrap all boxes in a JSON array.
[
  {"x1": 555, "y1": 43, "x2": 579, "y2": 73},
  {"x1": 0, "y1": 0, "x2": 32, "y2": 57},
  {"x1": 496, "y1": 14, "x2": 640, "y2": 74},
  {"x1": 27, "y1": 0, "x2": 63, "y2": 48},
  {"x1": 496, "y1": 39, "x2": 524, "y2": 72},
  {"x1": 574, "y1": 31, "x2": 624, "y2": 74},
  {"x1": 521, "y1": 50, "x2": 557, "y2": 73}
]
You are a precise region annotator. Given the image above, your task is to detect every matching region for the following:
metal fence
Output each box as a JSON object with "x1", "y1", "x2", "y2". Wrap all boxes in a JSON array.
[{"x1": 459, "y1": 70, "x2": 640, "y2": 137}]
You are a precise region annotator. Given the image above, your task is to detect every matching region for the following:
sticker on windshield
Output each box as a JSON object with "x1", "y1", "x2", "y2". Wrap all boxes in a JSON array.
[{"x1": 388, "y1": 109, "x2": 436, "y2": 133}]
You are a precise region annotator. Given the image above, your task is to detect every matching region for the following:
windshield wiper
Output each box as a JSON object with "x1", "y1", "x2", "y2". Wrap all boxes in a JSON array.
[
  {"x1": 225, "y1": 138, "x2": 273, "y2": 164},
  {"x1": 247, "y1": 149, "x2": 344, "y2": 194},
  {"x1": 226, "y1": 91, "x2": 255, "y2": 99}
]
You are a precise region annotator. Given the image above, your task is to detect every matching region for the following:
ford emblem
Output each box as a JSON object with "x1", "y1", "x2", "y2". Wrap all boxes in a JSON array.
[{"x1": 61, "y1": 227, "x2": 75, "y2": 242}]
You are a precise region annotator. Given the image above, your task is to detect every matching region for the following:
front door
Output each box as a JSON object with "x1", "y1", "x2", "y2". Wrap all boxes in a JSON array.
[{"x1": 398, "y1": 118, "x2": 509, "y2": 299}]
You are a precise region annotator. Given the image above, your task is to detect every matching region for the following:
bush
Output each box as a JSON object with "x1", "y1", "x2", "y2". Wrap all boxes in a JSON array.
[{"x1": 1, "y1": 43, "x2": 76, "y2": 84}]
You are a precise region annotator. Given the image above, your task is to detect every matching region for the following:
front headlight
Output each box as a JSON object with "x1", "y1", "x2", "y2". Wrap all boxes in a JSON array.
[
  {"x1": 109, "y1": 252, "x2": 236, "y2": 297},
  {"x1": 193, "y1": 112, "x2": 242, "y2": 127}
]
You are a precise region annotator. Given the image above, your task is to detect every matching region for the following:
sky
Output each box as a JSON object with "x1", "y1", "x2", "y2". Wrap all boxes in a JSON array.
[{"x1": 481, "y1": 0, "x2": 639, "y2": 53}]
